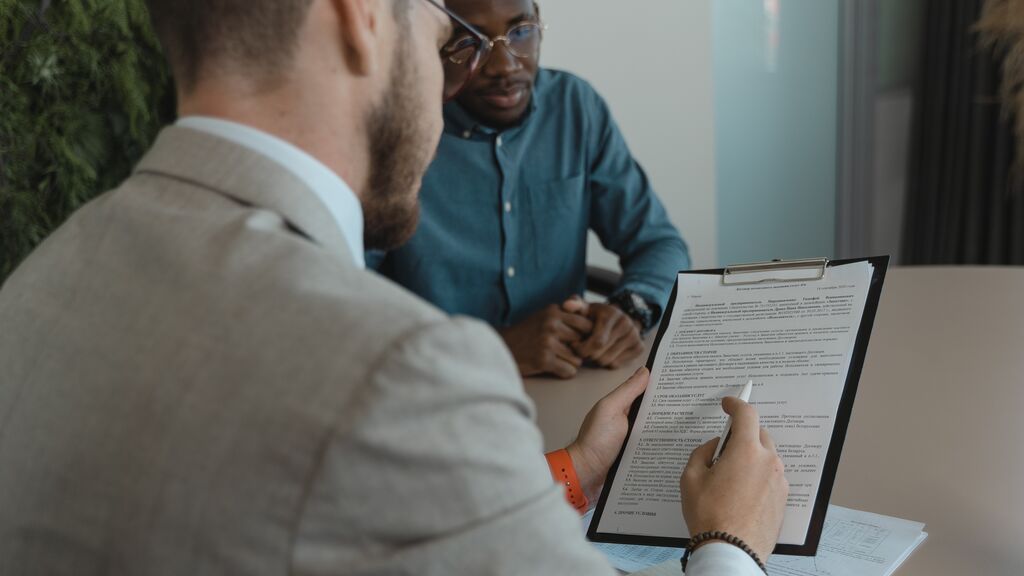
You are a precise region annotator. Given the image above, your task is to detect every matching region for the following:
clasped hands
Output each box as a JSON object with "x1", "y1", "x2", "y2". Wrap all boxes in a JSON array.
[{"x1": 499, "y1": 295, "x2": 644, "y2": 379}]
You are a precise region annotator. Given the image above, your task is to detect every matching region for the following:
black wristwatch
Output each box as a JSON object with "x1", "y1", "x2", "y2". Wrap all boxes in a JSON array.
[{"x1": 608, "y1": 290, "x2": 660, "y2": 333}]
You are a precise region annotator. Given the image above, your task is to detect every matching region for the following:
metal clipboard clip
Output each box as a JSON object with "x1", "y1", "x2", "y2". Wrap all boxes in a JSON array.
[{"x1": 722, "y1": 257, "x2": 830, "y2": 286}]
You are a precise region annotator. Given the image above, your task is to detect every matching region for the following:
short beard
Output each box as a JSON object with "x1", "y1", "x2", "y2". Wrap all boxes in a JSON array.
[{"x1": 362, "y1": 35, "x2": 431, "y2": 252}]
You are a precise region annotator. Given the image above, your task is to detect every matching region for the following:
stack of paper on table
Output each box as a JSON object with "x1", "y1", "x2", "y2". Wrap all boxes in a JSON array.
[{"x1": 583, "y1": 505, "x2": 927, "y2": 575}]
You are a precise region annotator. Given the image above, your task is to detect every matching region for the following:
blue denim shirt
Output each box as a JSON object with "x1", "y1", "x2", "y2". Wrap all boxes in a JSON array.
[{"x1": 369, "y1": 69, "x2": 690, "y2": 328}]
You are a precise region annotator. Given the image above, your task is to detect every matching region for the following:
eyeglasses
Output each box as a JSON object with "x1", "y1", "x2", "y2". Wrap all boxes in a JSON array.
[
  {"x1": 422, "y1": 0, "x2": 545, "y2": 101},
  {"x1": 446, "y1": 21, "x2": 546, "y2": 65}
]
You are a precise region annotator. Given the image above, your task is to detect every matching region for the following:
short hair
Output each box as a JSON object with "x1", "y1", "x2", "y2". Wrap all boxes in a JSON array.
[{"x1": 145, "y1": 0, "x2": 315, "y2": 92}]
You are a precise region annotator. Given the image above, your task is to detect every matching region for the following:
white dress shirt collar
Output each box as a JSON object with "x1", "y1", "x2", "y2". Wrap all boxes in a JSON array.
[{"x1": 177, "y1": 116, "x2": 365, "y2": 268}]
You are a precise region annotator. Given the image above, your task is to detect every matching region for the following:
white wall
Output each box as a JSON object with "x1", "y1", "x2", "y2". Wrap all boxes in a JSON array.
[
  {"x1": 713, "y1": 0, "x2": 840, "y2": 266},
  {"x1": 870, "y1": 91, "x2": 912, "y2": 262},
  {"x1": 539, "y1": 0, "x2": 717, "y2": 270}
]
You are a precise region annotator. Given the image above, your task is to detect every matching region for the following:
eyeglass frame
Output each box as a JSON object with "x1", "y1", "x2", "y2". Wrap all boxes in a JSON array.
[
  {"x1": 454, "y1": 20, "x2": 548, "y2": 64},
  {"x1": 420, "y1": 0, "x2": 546, "y2": 100},
  {"x1": 420, "y1": 0, "x2": 487, "y2": 100}
]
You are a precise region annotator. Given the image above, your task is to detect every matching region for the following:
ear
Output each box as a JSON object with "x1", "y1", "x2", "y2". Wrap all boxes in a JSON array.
[
  {"x1": 330, "y1": 0, "x2": 382, "y2": 76},
  {"x1": 534, "y1": 2, "x2": 543, "y2": 38}
]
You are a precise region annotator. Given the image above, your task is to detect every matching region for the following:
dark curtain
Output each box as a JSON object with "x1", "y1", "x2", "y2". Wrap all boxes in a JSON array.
[{"x1": 904, "y1": 0, "x2": 1024, "y2": 265}]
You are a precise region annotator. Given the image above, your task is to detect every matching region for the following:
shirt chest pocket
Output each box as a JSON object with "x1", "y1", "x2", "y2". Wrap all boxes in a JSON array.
[
  {"x1": 522, "y1": 174, "x2": 588, "y2": 272},
  {"x1": 523, "y1": 174, "x2": 586, "y2": 217}
]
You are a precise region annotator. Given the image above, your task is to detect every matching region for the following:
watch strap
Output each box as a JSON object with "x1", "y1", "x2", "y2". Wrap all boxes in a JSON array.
[
  {"x1": 609, "y1": 290, "x2": 658, "y2": 332},
  {"x1": 545, "y1": 449, "x2": 589, "y2": 514}
]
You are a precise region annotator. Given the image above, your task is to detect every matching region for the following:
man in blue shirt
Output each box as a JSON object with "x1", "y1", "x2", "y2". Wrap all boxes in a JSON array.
[{"x1": 371, "y1": 0, "x2": 690, "y2": 379}]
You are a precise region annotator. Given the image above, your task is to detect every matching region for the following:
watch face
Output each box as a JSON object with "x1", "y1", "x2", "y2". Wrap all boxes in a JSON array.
[{"x1": 630, "y1": 293, "x2": 648, "y2": 312}]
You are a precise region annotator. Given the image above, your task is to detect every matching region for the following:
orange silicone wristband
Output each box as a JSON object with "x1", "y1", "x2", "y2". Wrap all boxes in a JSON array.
[{"x1": 546, "y1": 449, "x2": 589, "y2": 514}]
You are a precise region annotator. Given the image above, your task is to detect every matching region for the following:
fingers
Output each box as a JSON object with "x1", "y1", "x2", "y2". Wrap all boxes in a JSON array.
[
  {"x1": 601, "y1": 367, "x2": 649, "y2": 409},
  {"x1": 721, "y1": 396, "x2": 761, "y2": 445},
  {"x1": 562, "y1": 295, "x2": 589, "y2": 315},
  {"x1": 607, "y1": 343, "x2": 645, "y2": 369},
  {"x1": 546, "y1": 355, "x2": 580, "y2": 379},
  {"x1": 594, "y1": 322, "x2": 642, "y2": 367},
  {"x1": 540, "y1": 304, "x2": 591, "y2": 342},
  {"x1": 575, "y1": 310, "x2": 619, "y2": 358},
  {"x1": 759, "y1": 427, "x2": 777, "y2": 453},
  {"x1": 594, "y1": 317, "x2": 634, "y2": 363},
  {"x1": 551, "y1": 320, "x2": 586, "y2": 344},
  {"x1": 551, "y1": 340, "x2": 583, "y2": 368},
  {"x1": 560, "y1": 310, "x2": 595, "y2": 335},
  {"x1": 685, "y1": 437, "x2": 720, "y2": 474},
  {"x1": 595, "y1": 337, "x2": 633, "y2": 368}
]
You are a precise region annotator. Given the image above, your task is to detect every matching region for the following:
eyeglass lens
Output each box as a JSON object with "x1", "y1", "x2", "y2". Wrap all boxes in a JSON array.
[{"x1": 440, "y1": 23, "x2": 542, "y2": 100}]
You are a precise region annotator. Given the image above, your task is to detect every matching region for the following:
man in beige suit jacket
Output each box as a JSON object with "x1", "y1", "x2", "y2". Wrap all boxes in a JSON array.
[{"x1": 0, "y1": 1, "x2": 788, "y2": 574}]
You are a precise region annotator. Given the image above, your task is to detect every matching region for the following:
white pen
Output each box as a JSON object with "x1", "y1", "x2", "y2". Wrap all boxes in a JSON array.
[{"x1": 710, "y1": 379, "x2": 753, "y2": 465}]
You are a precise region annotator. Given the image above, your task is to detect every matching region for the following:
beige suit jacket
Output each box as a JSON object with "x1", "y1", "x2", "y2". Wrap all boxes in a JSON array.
[{"x1": 0, "y1": 127, "x2": 615, "y2": 575}]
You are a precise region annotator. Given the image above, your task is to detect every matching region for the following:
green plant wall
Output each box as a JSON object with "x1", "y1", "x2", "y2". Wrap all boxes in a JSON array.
[{"x1": 0, "y1": 0, "x2": 174, "y2": 280}]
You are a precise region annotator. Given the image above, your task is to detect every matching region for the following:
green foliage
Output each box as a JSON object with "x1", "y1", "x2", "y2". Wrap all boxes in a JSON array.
[{"x1": 0, "y1": 0, "x2": 174, "y2": 280}]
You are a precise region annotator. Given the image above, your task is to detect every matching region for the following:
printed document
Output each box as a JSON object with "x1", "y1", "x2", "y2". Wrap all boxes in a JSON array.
[
  {"x1": 594, "y1": 261, "x2": 874, "y2": 545},
  {"x1": 766, "y1": 506, "x2": 927, "y2": 576},
  {"x1": 623, "y1": 506, "x2": 926, "y2": 576},
  {"x1": 582, "y1": 509, "x2": 684, "y2": 572}
]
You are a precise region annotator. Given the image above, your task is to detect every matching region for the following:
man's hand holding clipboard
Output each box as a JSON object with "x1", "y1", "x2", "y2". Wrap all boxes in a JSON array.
[{"x1": 681, "y1": 395, "x2": 789, "y2": 565}]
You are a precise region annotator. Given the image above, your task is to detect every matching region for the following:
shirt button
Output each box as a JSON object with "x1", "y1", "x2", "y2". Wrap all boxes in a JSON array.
[
  {"x1": 507, "y1": 266, "x2": 516, "y2": 278},
  {"x1": 504, "y1": 202, "x2": 512, "y2": 213},
  {"x1": 462, "y1": 130, "x2": 472, "y2": 139},
  {"x1": 496, "y1": 135, "x2": 503, "y2": 147}
]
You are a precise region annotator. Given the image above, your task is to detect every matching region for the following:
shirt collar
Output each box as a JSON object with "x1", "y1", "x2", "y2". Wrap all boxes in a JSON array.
[{"x1": 176, "y1": 116, "x2": 365, "y2": 268}]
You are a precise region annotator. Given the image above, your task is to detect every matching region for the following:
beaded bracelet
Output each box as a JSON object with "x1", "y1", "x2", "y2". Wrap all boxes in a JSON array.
[{"x1": 679, "y1": 531, "x2": 768, "y2": 574}]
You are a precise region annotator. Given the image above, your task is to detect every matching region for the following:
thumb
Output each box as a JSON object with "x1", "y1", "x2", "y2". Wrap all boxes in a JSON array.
[
  {"x1": 604, "y1": 367, "x2": 649, "y2": 410},
  {"x1": 722, "y1": 396, "x2": 760, "y2": 445},
  {"x1": 563, "y1": 295, "x2": 590, "y2": 315}
]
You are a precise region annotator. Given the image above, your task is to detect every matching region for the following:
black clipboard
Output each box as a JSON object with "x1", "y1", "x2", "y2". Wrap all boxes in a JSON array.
[{"x1": 587, "y1": 256, "x2": 890, "y2": 556}]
